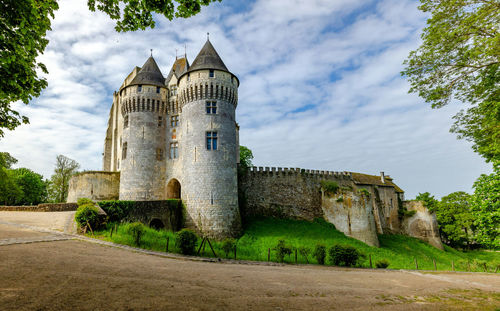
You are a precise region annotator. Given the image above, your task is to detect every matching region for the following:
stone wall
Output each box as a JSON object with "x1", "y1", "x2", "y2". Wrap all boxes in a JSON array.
[
  {"x1": 0, "y1": 203, "x2": 78, "y2": 212},
  {"x1": 67, "y1": 171, "x2": 120, "y2": 203},
  {"x1": 402, "y1": 201, "x2": 443, "y2": 249}
]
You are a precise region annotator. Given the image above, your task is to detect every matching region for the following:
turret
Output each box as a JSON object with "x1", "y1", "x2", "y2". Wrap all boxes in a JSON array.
[
  {"x1": 119, "y1": 56, "x2": 168, "y2": 200},
  {"x1": 177, "y1": 39, "x2": 241, "y2": 238}
]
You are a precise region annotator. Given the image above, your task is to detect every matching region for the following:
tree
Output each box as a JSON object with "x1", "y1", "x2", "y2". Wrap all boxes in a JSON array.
[
  {"x1": 1, "y1": 0, "x2": 221, "y2": 137},
  {"x1": 47, "y1": 155, "x2": 80, "y2": 203},
  {"x1": 0, "y1": 0, "x2": 58, "y2": 138},
  {"x1": 0, "y1": 152, "x2": 22, "y2": 205},
  {"x1": 415, "y1": 192, "x2": 439, "y2": 213},
  {"x1": 402, "y1": 0, "x2": 500, "y2": 162},
  {"x1": 470, "y1": 161, "x2": 500, "y2": 248},
  {"x1": 437, "y1": 191, "x2": 475, "y2": 247},
  {"x1": 9, "y1": 168, "x2": 48, "y2": 205},
  {"x1": 239, "y1": 145, "x2": 254, "y2": 170}
]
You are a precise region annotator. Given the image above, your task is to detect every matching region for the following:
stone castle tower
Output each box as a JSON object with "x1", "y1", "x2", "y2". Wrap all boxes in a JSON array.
[{"x1": 102, "y1": 39, "x2": 242, "y2": 238}]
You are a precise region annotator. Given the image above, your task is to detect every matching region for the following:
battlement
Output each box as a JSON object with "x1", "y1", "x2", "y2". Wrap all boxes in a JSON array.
[
  {"x1": 178, "y1": 81, "x2": 238, "y2": 107},
  {"x1": 247, "y1": 166, "x2": 353, "y2": 179}
]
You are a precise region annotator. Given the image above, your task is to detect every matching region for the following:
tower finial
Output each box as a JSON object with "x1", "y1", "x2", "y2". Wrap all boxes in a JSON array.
[
  {"x1": 207, "y1": 32, "x2": 210, "y2": 41},
  {"x1": 184, "y1": 43, "x2": 187, "y2": 58},
  {"x1": 150, "y1": 49, "x2": 153, "y2": 57},
  {"x1": 175, "y1": 48, "x2": 178, "y2": 59}
]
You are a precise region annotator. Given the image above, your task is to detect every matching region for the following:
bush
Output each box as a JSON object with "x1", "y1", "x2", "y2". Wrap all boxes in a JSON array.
[
  {"x1": 98, "y1": 200, "x2": 135, "y2": 223},
  {"x1": 313, "y1": 244, "x2": 326, "y2": 265},
  {"x1": 75, "y1": 203, "x2": 100, "y2": 230},
  {"x1": 221, "y1": 239, "x2": 236, "y2": 258},
  {"x1": 298, "y1": 246, "x2": 311, "y2": 263},
  {"x1": 358, "y1": 188, "x2": 370, "y2": 197},
  {"x1": 77, "y1": 198, "x2": 94, "y2": 206},
  {"x1": 175, "y1": 229, "x2": 198, "y2": 255},
  {"x1": 375, "y1": 259, "x2": 390, "y2": 269},
  {"x1": 128, "y1": 222, "x2": 145, "y2": 246},
  {"x1": 328, "y1": 244, "x2": 364, "y2": 267},
  {"x1": 320, "y1": 181, "x2": 339, "y2": 196},
  {"x1": 274, "y1": 240, "x2": 292, "y2": 263}
]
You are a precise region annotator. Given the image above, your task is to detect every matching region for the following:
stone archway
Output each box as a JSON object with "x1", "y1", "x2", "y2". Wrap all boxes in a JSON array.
[
  {"x1": 167, "y1": 178, "x2": 181, "y2": 199},
  {"x1": 149, "y1": 218, "x2": 165, "y2": 230}
]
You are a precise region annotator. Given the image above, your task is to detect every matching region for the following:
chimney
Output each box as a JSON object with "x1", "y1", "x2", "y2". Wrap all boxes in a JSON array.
[{"x1": 380, "y1": 172, "x2": 385, "y2": 183}]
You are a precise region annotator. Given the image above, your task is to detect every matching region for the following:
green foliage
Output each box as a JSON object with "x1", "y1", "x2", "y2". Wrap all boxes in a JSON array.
[
  {"x1": 175, "y1": 229, "x2": 198, "y2": 255},
  {"x1": 437, "y1": 191, "x2": 476, "y2": 247},
  {"x1": 471, "y1": 162, "x2": 500, "y2": 248},
  {"x1": 75, "y1": 203, "x2": 100, "y2": 229},
  {"x1": 88, "y1": 0, "x2": 222, "y2": 32},
  {"x1": 320, "y1": 180, "x2": 339, "y2": 197},
  {"x1": 221, "y1": 239, "x2": 236, "y2": 258},
  {"x1": 358, "y1": 188, "x2": 370, "y2": 197},
  {"x1": 77, "y1": 198, "x2": 94, "y2": 207},
  {"x1": 375, "y1": 259, "x2": 390, "y2": 269},
  {"x1": 328, "y1": 244, "x2": 364, "y2": 267},
  {"x1": 298, "y1": 246, "x2": 311, "y2": 263},
  {"x1": 274, "y1": 240, "x2": 292, "y2": 263},
  {"x1": 0, "y1": 152, "x2": 17, "y2": 169},
  {"x1": 127, "y1": 222, "x2": 145, "y2": 246},
  {"x1": 47, "y1": 155, "x2": 80, "y2": 203},
  {"x1": 97, "y1": 200, "x2": 136, "y2": 222},
  {"x1": 0, "y1": 0, "x2": 58, "y2": 137},
  {"x1": 239, "y1": 146, "x2": 254, "y2": 170},
  {"x1": 313, "y1": 244, "x2": 326, "y2": 265},
  {"x1": 402, "y1": 0, "x2": 500, "y2": 162},
  {"x1": 416, "y1": 192, "x2": 439, "y2": 213},
  {"x1": 336, "y1": 196, "x2": 343, "y2": 203}
]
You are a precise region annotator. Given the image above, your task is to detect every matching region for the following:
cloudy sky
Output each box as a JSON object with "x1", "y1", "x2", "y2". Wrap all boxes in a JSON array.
[{"x1": 0, "y1": 0, "x2": 492, "y2": 199}]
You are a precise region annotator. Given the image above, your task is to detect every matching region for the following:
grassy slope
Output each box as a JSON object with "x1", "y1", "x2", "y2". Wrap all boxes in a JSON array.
[{"x1": 91, "y1": 217, "x2": 500, "y2": 271}]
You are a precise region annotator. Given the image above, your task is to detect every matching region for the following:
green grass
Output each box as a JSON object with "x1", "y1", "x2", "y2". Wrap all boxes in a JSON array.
[{"x1": 90, "y1": 217, "x2": 500, "y2": 272}]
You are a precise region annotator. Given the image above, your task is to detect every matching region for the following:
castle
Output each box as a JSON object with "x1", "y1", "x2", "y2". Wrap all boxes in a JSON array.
[{"x1": 67, "y1": 39, "x2": 442, "y2": 249}]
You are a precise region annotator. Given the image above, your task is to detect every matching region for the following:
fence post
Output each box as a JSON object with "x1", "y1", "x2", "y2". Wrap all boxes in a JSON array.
[
  {"x1": 433, "y1": 259, "x2": 437, "y2": 271},
  {"x1": 415, "y1": 258, "x2": 418, "y2": 270},
  {"x1": 483, "y1": 263, "x2": 487, "y2": 272},
  {"x1": 268, "y1": 248, "x2": 270, "y2": 261},
  {"x1": 369, "y1": 255, "x2": 372, "y2": 269},
  {"x1": 294, "y1": 249, "x2": 297, "y2": 263},
  {"x1": 234, "y1": 244, "x2": 237, "y2": 260},
  {"x1": 110, "y1": 225, "x2": 113, "y2": 238},
  {"x1": 495, "y1": 265, "x2": 499, "y2": 273},
  {"x1": 452, "y1": 260, "x2": 455, "y2": 271},
  {"x1": 166, "y1": 236, "x2": 169, "y2": 252}
]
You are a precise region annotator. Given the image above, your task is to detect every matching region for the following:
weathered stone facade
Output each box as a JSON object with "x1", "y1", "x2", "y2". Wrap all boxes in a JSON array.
[
  {"x1": 402, "y1": 200, "x2": 443, "y2": 249},
  {"x1": 67, "y1": 39, "x2": 443, "y2": 247}
]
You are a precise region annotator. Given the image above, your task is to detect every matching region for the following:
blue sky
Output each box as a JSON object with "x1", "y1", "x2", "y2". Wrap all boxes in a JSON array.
[{"x1": 0, "y1": 0, "x2": 491, "y2": 198}]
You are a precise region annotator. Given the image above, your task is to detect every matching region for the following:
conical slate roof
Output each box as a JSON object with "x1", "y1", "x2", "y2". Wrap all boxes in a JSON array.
[
  {"x1": 165, "y1": 57, "x2": 189, "y2": 83},
  {"x1": 187, "y1": 40, "x2": 229, "y2": 73},
  {"x1": 129, "y1": 56, "x2": 165, "y2": 87}
]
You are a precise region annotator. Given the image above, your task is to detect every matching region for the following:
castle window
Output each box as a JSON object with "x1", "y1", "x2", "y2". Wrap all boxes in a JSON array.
[
  {"x1": 206, "y1": 131, "x2": 217, "y2": 150},
  {"x1": 138, "y1": 85, "x2": 142, "y2": 92},
  {"x1": 209, "y1": 70, "x2": 214, "y2": 78},
  {"x1": 156, "y1": 148, "x2": 164, "y2": 161},
  {"x1": 206, "y1": 101, "x2": 217, "y2": 114},
  {"x1": 158, "y1": 116, "x2": 163, "y2": 127},
  {"x1": 170, "y1": 142, "x2": 178, "y2": 159},
  {"x1": 124, "y1": 115, "x2": 129, "y2": 128},
  {"x1": 122, "y1": 142, "x2": 127, "y2": 160},
  {"x1": 231, "y1": 76, "x2": 234, "y2": 84},
  {"x1": 156, "y1": 86, "x2": 160, "y2": 94},
  {"x1": 187, "y1": 73, "x2": 190, "y2": 81},
  {"x1": 170, "y1": 115, "x2": 179, "y2": 127}
]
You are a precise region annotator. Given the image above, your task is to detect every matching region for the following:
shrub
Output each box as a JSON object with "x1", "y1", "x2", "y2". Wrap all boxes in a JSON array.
[
  {"x1": 313, "y1": 244, "x2": 326, "y2": 265},
  {"x1": 274, "y1": 239, "x2": 292, "y2": 263},
  {"x1": 358, "y1": 188, "x2": 370, "y2": 197},
  {"x1": 77, "y1": 198, "x2": 94, "y2": 206},
  {"x1": 98, "y1": 200, "x2": 135, "y2": 223},
  {"x1": 75, "y1": 203, "x2": 100, "y2": 230},
  {"x1": 127, "y1": 222, "x2": 145, "y2": 246},
  {"x1": 298, "y1": 246, "x2": 311, "y2": 263},
  {"x1": 329, "y1": 244, "x2": 364, "y2": 267},
  {"x1": 320, "y1": 181, "x2": 339, "y2": 196},
  {"x1": 175, "y1": 229, "x2": 198, "y2": 255},
  {"x1": 221, "y1": 239, "x2": 236, "y2": 258},
  {"x1": 375, "y1": 259, "x2": 390, "y2": 269},
  {"x1": 336, "y1": 196, "x2": 344, "y2": 203}
]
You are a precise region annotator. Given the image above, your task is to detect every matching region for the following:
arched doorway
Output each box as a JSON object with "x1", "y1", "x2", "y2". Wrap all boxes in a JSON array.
[
  {"x1": 149, "y1": 218, "x2": 165, "y2": 230},
  {"x1": 167, "y1": 178, "x2": 181, "y2": 199}
]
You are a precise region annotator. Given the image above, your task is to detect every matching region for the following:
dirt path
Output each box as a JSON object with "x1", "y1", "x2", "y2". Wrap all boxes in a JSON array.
[{"x1": 0, "y1": 214, "x2": 499, "y2": 310}]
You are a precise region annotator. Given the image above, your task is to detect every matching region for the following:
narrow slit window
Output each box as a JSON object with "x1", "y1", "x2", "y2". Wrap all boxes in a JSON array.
[
  {"x1": 156, "y1": 86, "x2": 160, "y2": 93},
  {"x1": 170, "y1": 142, "x2": 178, "y2": 159},
  {"x1": 138, "y1": 85, "x2": 142, "y2": 92},
  {"x1": 124, "y1": 115, "x2": 129, "y2": 128},
  {"x1": 209, "y1": 69, "x2": 214, "y2": 78},
  {"x1": 156, "y1": 148, "x2": 164, "y2": 161},
  {"x1": 122, "y1": 142, "x2": 127, "y2": 159},
  {"x1": 158, "y1": 116, "x2": 163, "y2": 127}
]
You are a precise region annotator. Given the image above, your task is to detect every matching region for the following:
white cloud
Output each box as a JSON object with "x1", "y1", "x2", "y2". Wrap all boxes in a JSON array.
[{"x1": 0, "y1": 0, "x2": 491, "y2": 199}]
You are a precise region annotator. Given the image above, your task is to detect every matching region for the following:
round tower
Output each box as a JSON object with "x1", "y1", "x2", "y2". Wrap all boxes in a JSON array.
[
  {"x1": 119, "y1": 56, "x2": 168, "y2": 200},
  {"x1": 177, "y1": 39, "x2": 241, "y2": 238}
]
